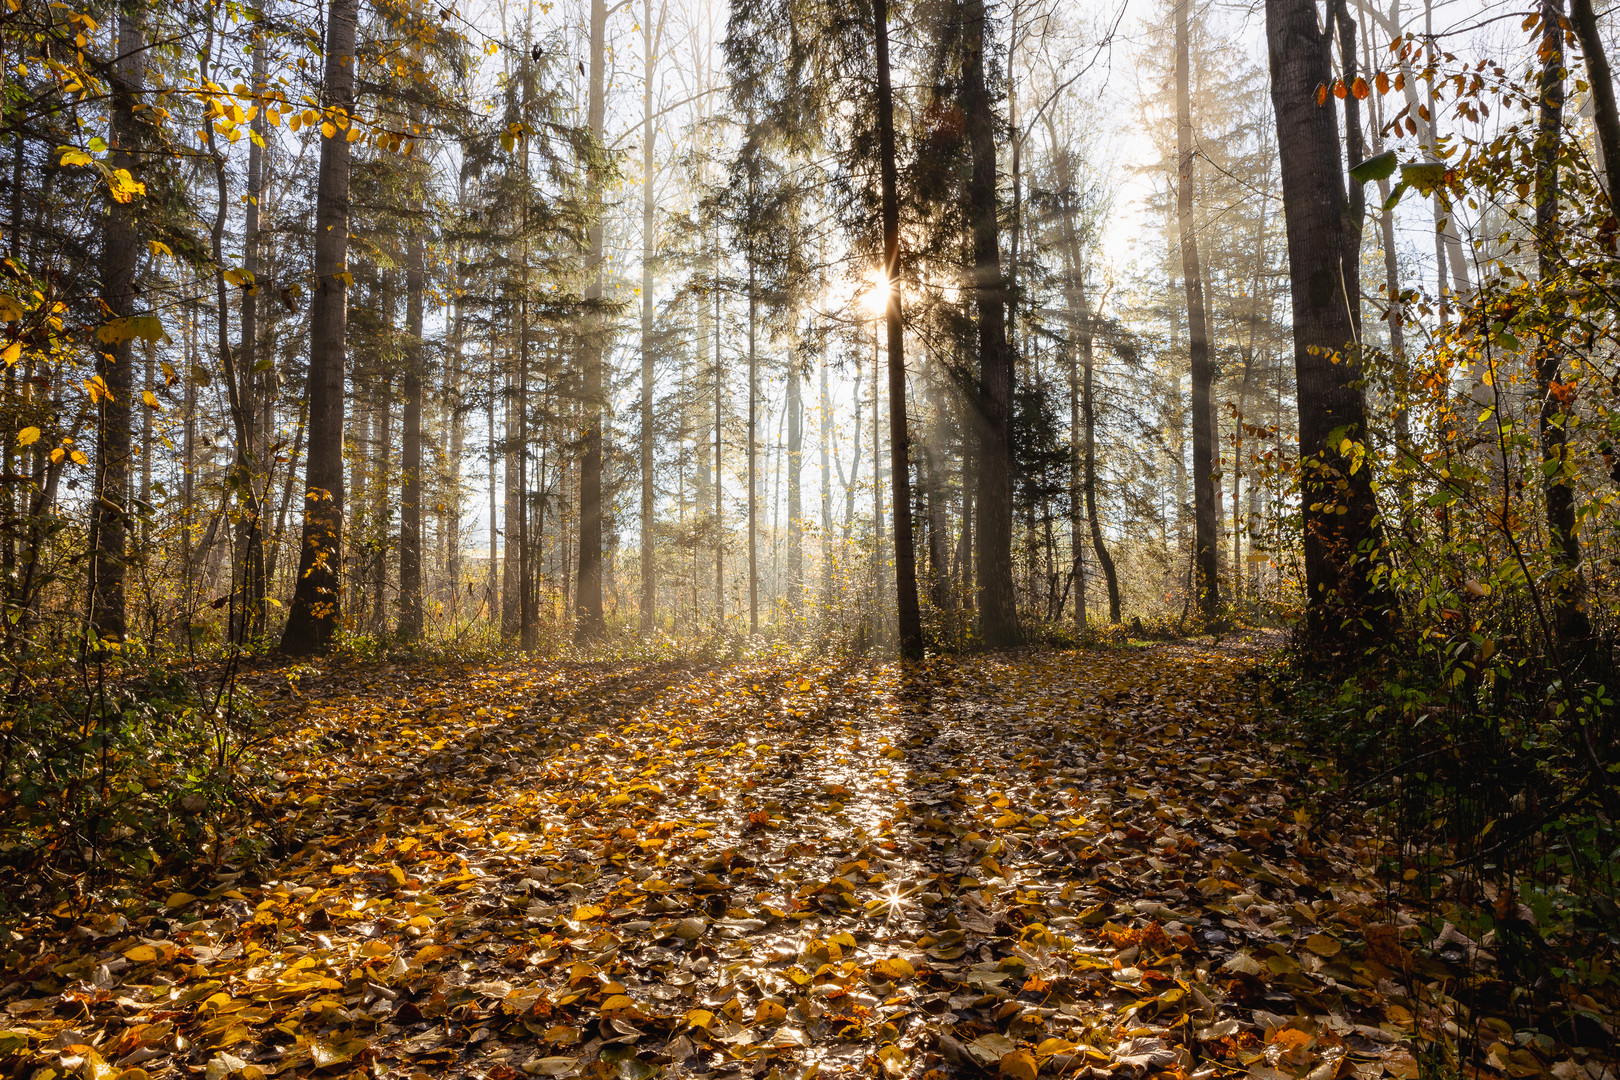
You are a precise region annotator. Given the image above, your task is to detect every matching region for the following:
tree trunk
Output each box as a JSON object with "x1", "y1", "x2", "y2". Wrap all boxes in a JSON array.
[
  {"x1": 1265, "y1": 0, "x2": 1386, "y2": 656},
  {"x1": 963, "y1": 0, "x2": 1018, "y2": 647},
  {"x1": 399, "y1": 143, "x2": 425, "y2": 641},
  {"x1": 714, "y1": 251, "x2": 724, "y2": 629},
  {"x1": 575, "y1": 0, "x2": 607, "y2": 640},
  {"x1": 1569, "y1": 0, "x2": 1620, "y2": 205},
  {"x1": 1334, "y1": 0, "x2": 1366, "y2": 341},
  {"x1": 242, "y1": 20, "x2": 269, "y2": 637},
  {"x1": 371, "y1": 368, "x2": 392, "y2": 637},
  {"x1": 502, "y1": 337, "x2": 520, "y2": 637},
  {"x1": 1177, "y1": 0, "x2": 1220, "y2": 623},
  {"x1": 281, "y1": 0, "x2": 356, "y2": 654},
  {"x1": 875, "y1": 0, "x2": 921, "y2": 657},
  {"x1": 747, "y1": 241, "x2": 759, "y2": 635},
  {"x1": 639, "y1": 0, "x2": 664, "y2": 634},
  {"x1": 787, "y1": 347, "x2": 802, "y2": 610},
  {"x1": 1534, "y1": 0, "x2": 1590, "y2": 652},
  {"x1": 447, "y1": 216, "x2": 465, "y2": 619},
  {"x1": 819, "y1": 350, "x2": 832, "y2": 605},
  {"x1": 90, "y1": 8, "x2": 145, "y2": 645}
]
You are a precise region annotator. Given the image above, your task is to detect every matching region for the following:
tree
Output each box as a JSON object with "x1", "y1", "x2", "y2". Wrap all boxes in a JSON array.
[
  {"x1": 575, "y1": 0, "x2": 608, "y2": 641},
  {"x1": 1264, "y1": 0, "x2": 1385, "y2": 655},
  {"x1": 89, "y1": 6, "x2": 145, "y2": 647},
  {"x1": 399, "y1": 104, "x2": 426, "y2": 642},
  {"x1": 1175, "y1": 0, "x2": 1219, "y2": 623},
  {"x1": 282, "y1": 0, "x2": 358, "y2": 655},
  {"x1": 963, "y1": 0, "x2": 1019, "y2": 647},
  {"x1": 1532, "y1": 0, "x2": 1590, "y2": 653},
  {"x1": 874, "y1": 0, "x2": 923, "y2": 657}
]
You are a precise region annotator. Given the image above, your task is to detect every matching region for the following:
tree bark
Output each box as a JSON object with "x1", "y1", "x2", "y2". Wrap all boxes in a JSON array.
[
  {"x1": 747, "y1": 225, "x2": 759, "y2": 635},
  {"x1": 90, "y1": 8, "x2": 145, "y2": 645},
  {"x1": 1176, "y1": 0, "x2": 1220, "y2": 622},
  {"x1": 1569, "y1": 0, "x2": 1620, "y2": 205},
  {"x1": 399, "y1": 129, "x2": 425, "y2": 642},
  {"x1": 787, "y1": 349, "x2": 802, "y2": 609},
  {"x1": 281, "y1": 0, "x2": 356, "y2": 654},
  {"x1": 1534, "y1": 0, "x2": 1590, "y2": 651},
  {"x1": 575, "y1": 0, "x2": 608, "y2": 640},
  {"x1": 1266, "y1": 0, "x2": 1386, "y2": 656},
  {"x1": 639, "y1": 0, "x2": 663, "y2": 635},
  {"x1": 875, "y1": 0, "x2": 922, "y2": 656},
  {"x1": 963, "y1": 0, "x2": 1018, "y2": 647},
  {"x1": 241, "y1": 18, "x2": 270, "y2": 638}
]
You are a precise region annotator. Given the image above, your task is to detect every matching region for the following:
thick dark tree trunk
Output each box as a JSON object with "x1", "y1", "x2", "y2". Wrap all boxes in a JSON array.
[
  {"x1": 1570, "y1": 0, "x2": 1620, "y2": 203},
  {"x1": 875, "y1": 0, "x2": 923, "y2": 657},
  {"x1": 1177, "y1": 0, "x2": 1220, "y2": 623},
  {"x1": 1266, "y1": 0, "x2": 1386, "y2": 656},
  {"x1": 1533, "y1": 0, "x2": 1591, "y2": 652},
  {"x1": 90, "y1": 9, "x2": 145, "y2": 645},
  {"x1": 963, "y1": 0, "x2": 1018, "y2": 647},
  {"x1": 576, "y1": 0, "x2": 607, "y2": 640},
  {"x1": 281, "y1": 0, "x2": 356, "y2": 654}
]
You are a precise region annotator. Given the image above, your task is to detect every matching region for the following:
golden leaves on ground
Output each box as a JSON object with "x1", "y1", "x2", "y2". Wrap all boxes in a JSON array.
[{"x1": 1, "y1": 645, "x2": 1612, "y2": 1080}]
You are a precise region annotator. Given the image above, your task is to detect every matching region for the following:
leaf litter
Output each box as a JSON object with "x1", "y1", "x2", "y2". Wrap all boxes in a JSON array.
[{"x1": 3, "y1": 645, "x2": 1614, "y2": 1080}]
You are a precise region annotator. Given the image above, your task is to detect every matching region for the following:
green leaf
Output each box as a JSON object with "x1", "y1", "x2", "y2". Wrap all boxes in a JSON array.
[
  {"x1": 1400, "y1": 161, "x2": 1447, "y2": 193},
  {"x1": 1349, "y1": 149, "x2": 1397, "y2": 184}
]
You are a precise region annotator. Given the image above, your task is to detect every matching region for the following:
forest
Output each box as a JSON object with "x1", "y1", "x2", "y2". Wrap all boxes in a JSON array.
[{"x1": 2, "y1": 0, "x2": 1619, "y2": 1076}]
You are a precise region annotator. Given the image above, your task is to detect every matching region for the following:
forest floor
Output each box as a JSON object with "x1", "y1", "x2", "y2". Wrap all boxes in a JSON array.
[{"x1": 5, "y1": 639, "x2": 1616, "y2": 1080}]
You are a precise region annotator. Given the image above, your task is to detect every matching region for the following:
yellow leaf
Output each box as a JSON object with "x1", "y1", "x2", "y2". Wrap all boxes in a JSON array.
[
  {"x1": 165, "y1": 892, "x2": 198, "y2": 910},
  {"x1": 572, "y1": 903, "x2": 606, "y2": 922},
  {"x1": 1304, "y1": 933, "x2": 1342, "y2": 957},
  {"x1": 148, "y1": 240, "x2": 173, "y2": 259},
  {"x1": 108, "y1": 167, "x2": 145, "y2": 202},
  {"x1": 70, "y1": 449, "x2": 88, "y2": 466},
  {"x1": 308, "y1": 1037, "x2": 361, "y2": 1069},
  {"x1": 414, "y1": 943, "x2": 452, "y2": 964},
  {"x1": 123, "y1": 944, "x2": 159, "y2": 963},
  {"x1": 0, "y1": 295, "x2": 24, "y2": 321},
  {"x1": 141, "y1": 390, "x2": 160, "y2": 410},
  {"x1": 16, "y1": 426, "x2": 39, "y2": 446},
  {"x1": 873, "y1": 957, "x2": 915, "y2": 981},
  {"x1": 684, "y1": 1009, "x2": 716, "y2": 1030},
  {"x1": 999, "y1": 1050, "x2": 1038, "y2": 1080},
  {"x1": 601, "y1": 994, "x2": 640, "y2": 1016},
  {"x1": 753, "y1": 1000, "x2": 787, "y2": 1025},
  {"x1": 59, "y1": 148, "x2": 93, "y2": 166},
  {"x1": 50, "y1": 447, "x2": 64, "y2": 464},
  {"x1": 321, "y1": 122, "x2": 336, "y2": 138}
]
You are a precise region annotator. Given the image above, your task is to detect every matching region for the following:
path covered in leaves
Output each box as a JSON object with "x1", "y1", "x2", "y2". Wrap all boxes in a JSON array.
[{"x1": 6, "y1": 644, "x2": 1595, "y2": 1080}]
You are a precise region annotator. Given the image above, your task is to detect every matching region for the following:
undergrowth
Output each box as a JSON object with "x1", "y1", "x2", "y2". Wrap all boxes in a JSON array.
[
  {"x1": 1271, "y1": 635, "x2": 1620, "y2": 1073},
  {"x1": 0, "y1": 660, "x2": 265, "y2": 920}
]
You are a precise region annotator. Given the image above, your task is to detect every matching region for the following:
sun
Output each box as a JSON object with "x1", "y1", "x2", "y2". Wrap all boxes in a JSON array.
[{"x1": 862, "y1": 271, "x2": 891, "y2": 315}]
